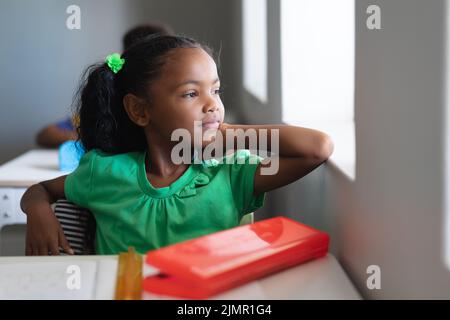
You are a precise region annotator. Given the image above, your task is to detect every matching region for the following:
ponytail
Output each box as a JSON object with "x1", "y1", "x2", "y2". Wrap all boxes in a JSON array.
[{"x1": 74, "y1": 63, "x2": 146, "y2": 154}]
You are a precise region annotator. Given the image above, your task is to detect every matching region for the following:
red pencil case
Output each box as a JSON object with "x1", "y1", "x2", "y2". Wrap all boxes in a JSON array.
[{"x1": 143, "y1": 216, "x2": 329, "y2": 299}]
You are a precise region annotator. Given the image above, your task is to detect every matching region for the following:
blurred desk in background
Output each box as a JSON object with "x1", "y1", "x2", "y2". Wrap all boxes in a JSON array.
[{"x1": 0, "y1": 150, "x2": 60, "y2": 230}]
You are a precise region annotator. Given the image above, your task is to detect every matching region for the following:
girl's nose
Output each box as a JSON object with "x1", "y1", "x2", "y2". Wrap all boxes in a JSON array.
[{"x1": 203, "y1": 100, "x2": 219, "y2": 113}]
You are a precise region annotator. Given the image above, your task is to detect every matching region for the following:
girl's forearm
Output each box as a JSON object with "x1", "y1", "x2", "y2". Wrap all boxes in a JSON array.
[{"x1": 219, "y1": 124, "x2": 333, "y2": 159}]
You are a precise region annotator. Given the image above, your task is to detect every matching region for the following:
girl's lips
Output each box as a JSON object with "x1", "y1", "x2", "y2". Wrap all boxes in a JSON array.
[{"x1": 202, "y1": 121, "x2": 220, "y2": 130}]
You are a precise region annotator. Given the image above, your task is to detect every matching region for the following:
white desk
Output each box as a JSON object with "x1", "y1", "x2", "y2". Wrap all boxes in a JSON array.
[
  {"x1": 0, "y1": 253, "x2": 361, "y2": 300},
  {"x1": 0, "y1": 150, "x2": 62, "y2": 230}
]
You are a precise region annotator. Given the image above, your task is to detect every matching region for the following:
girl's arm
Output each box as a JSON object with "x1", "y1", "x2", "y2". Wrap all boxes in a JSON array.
[
  {"x1": 20, "y1": 175, "x2": 74, "y2": 255},
  {"x1": 218, "y1": 124, "x2": 334, "y2": 196},
  {"x1": 35, "y1": 124, "x2": 78, "y2": 148}
]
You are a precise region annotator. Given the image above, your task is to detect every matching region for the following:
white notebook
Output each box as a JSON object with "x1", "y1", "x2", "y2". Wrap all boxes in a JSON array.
[{"x1": 0, "y1": 260, "x2": 98, "y2": 300}]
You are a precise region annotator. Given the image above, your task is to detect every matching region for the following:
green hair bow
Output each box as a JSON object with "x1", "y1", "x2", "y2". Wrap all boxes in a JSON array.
[{"x1": 105, "y1": 53, "x2": 125, "y2": 74}]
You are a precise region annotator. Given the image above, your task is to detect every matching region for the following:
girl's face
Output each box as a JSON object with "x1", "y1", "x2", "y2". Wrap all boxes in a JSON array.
[{"x1": 146, "y1": 47, "x2": 225, "y2": 147}]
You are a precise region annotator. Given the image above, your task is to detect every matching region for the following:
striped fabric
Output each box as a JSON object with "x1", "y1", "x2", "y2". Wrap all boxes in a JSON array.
[{"x1": 53, "y1": 199, "x2": 96, "y2": 255}]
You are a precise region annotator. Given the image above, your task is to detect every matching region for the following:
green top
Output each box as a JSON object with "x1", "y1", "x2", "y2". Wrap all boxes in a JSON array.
[{"x1": 64, "y1": 149, "x2": 266, "y2": 254}]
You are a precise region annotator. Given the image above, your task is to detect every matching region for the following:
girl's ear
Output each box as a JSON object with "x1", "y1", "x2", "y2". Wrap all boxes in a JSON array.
[{"x1": 123, "y1": 93, "x2": 151, "y2": 127}]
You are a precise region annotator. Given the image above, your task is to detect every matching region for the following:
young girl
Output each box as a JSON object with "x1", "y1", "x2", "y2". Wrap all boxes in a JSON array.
[{"x1": 21, "y1": 35, "x2": 334, "y2": 255}]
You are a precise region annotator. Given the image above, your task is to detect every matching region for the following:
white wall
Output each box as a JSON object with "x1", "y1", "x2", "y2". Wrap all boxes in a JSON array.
[
  {"x1": 351, "y1": 0, "x2": 450, "y2": 298},
  {"x1": 235, "y1": 0, "x2": 450, "y2": 298}
]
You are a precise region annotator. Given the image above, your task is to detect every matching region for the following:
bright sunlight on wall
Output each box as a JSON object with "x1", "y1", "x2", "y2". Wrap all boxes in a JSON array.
[
  {"x1": 243, "y1": 0, "x2": 268, "y2": 103},
  {"x1": 281, "y1": 0, "x2": 356, "y2": 179}
]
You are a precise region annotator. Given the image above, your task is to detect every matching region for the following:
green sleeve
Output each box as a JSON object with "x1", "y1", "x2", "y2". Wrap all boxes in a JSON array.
[
  {"x1": 228, "y1": 150, "x2": 266, "y2": 218},
  {"x1": 64, "y1": 150, "x2": 96, "y2": 208}
]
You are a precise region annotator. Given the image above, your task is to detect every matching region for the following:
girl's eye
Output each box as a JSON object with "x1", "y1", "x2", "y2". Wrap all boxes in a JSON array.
[
  {"x1": 183, "y1": 92, "x2": 197, "y2": 98},
  {"x1": 182, "y1": 88, "x2": 223, "y2": 99}
]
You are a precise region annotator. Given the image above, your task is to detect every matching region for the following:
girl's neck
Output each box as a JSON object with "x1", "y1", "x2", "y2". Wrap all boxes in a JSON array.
[
  {"x1": 145, "y1": 152, "x2": 189, "y2": 189},
  {"x1": 145, "y1": 145, "x2": 187, "y2": 176},
  {"x1": 144, "y1": 131, "x2": 190, "y2": 187}
]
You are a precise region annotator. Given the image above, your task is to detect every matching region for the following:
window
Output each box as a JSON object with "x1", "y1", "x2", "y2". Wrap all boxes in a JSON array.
[
  {"x1": 243, "y1": 0, "x2": 268, "y2": 103},
  {"x1": 281, "y1": 0, "x2": 356, "y2": 179}
]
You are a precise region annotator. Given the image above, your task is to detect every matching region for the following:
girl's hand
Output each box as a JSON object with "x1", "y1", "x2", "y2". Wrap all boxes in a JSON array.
[
  {"x1": 25, "y1": 203, "x2": 73, "y2": 256},
  {"x1": 212, "y1": 122, "x2": 229, "y2": 144},
  {"x1": 203, "y1": 122, "x2": 229, "y2": 148},
  {"x1": 218, "y1": 122, "x2": 230, "y2": 132}
]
